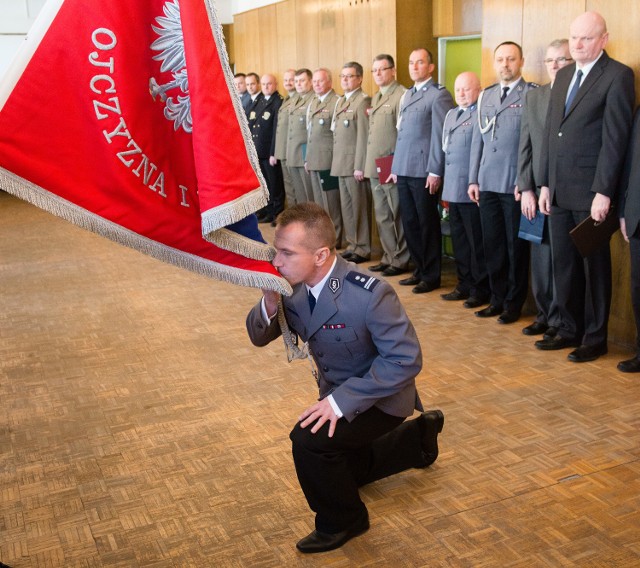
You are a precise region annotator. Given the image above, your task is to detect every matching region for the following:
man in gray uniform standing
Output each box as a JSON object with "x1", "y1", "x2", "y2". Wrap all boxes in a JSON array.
[
  {"x1": 364, "y1": 54, "x2": 411, "y2": 277},
  {"x1": 286, "y1": 69, "x2": 315, "y2": 205},
  {"x1": 391, "y1": 48, "x2": 454, "y2": 294},
  {"x1": 305, "y1": 68, "x2": 343, "y2": 246},
  {"x1": 270, "y1": 68, "x2": 298, "y2": 211},
  {"x1": 440, "y1": 71, "x2": 489, "y2": 308},
  {"x1": 469, "y1": 41, "x2": 536, "y2": 324}
]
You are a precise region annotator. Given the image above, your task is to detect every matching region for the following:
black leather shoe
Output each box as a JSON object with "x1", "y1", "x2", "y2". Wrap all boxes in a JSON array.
[
  {"x1": 381, "y1": 266, "x2": 407, "y2": 277},
  {"x1": 296, "y1": 517, "x2": 370, "y2": 553},
  {"x1": 340, "y1": 251, "x2": 354, "y2": 259},
  {"x1": 498, "y1": 311, "x2": 520, "y2": 324},
  {"x1": 418, "y1": 410, "x2": 445, "y2": 467},
  {"x1": 440, "y1": 289, "x2": 469, "y2": 301},
  {"x1": 413, "y1": 281, "x2": 439, "y2": 294},
  {"x1": 475, "y1": 305, "x2": 501, "y2": 318},
  {"x1": 543, "y1": 326, "x2": 558, "y2": 340},
  {"x1": 369, "y1": 263, "x2": 388, "y2": 272},
  {"x1": 617, "y1": 356, "x2": 640, "y2": 373},
  {"x1": 349, "y1": 254, "x2": 369, "y2": 264},
  {"x1": 463, "y1": 297, "x2": 487, "y2": 309},
  {"x1": 568, "y1": 342, "x2": 608, "y2": 363},
  {"x1": 399, "y1": 275, "x2": 420, "y2": 286},
  {"x1": 535, "y1": 335, "x2": 581, "y2": 351},
  {"x1": 522, "y1": 321, "x2": 548, "y2": 336}
]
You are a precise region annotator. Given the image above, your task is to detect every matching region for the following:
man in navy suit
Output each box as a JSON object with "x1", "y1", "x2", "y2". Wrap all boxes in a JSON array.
[
  {"x1": 537, "y1": 11, "x2": 635, "y2": 362},
  {"x1": 246, "y1": 203, "x2": 444, "y2": 553}
]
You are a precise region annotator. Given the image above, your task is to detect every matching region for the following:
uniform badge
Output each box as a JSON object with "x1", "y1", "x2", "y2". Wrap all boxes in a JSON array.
[
  {"x1": 343, "y1": 119, "x2": 350, "y2": 127},
  {"x1": 329, "y1": 278, "x2": 340, "y2": 293},
  {"x1": 262, "y1": 111, "x2": 271, "y2": 120},
  {"x1": 319, "y1": 118, "x2": 325, "y2": 125},
  {"x1": 249, "y1": 111, "x2": 256, "y2": 120}
]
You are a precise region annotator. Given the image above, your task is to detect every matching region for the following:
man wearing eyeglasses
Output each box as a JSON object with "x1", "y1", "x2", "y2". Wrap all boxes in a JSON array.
[
  {"x1": 538, "y1": 11, "x2": 635, "y2": 362},
  {"x1": 516, "y1": 39, "x2": 572, "y2": 343},
  {"x1": 330, "y1": 62, "x2": 372, "y2": 264},
  {"x1": 364, "y1": 54, "x2": 411, "y2": 277}
]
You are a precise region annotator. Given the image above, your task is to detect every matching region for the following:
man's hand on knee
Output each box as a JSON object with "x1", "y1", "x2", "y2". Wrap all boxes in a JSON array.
[{"x1": 299, "y1": 399, "x2": 339, "y2": 437}]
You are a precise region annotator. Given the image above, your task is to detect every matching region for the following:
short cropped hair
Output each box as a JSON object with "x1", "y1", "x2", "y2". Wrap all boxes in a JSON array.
[
  {"x1": 234, "y1": 72, "x2": 246, "y2": 79},
  {"x1": 246, "y1": 72, "x2": 260, "y2": 83},
  {"x1": 411, "y1": 48, "x2": 434, "y2": 64},
  {"x1": 373, "y1": 54, "x2": 395, "y2": 68},
  {"x1": 494, "y1": 41, "x2": 523, "y2": 58},
  {"x1": 295, "y1": 68, "x2": 313, "y2": 80},
  {"x1": 276, "y1": 203, "x2": 337, "y2": 251},
  {"x1": 342, "y1": 61, "x2": 364, "y2": 77},
  {"x1": 548, "y1": 38, "x2": 569, "y2": 50}
]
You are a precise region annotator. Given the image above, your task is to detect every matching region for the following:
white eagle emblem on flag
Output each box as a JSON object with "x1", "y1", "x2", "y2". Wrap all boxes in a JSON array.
[{"x1": 149, "y1": 0, "x2": 192, "y2": 133}]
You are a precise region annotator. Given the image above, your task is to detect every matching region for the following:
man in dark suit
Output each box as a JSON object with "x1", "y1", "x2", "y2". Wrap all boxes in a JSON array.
[
  {"x1": 391, "y1": 48, "x2": 454, "y2": 294},
  {"x1": 246, "y1": 202, "x2": 444, "y2": 553},
  {"x1": 537, "y1": 11, "x2": 635, "y2": 362},
  {"x1": 617, "y1": 111, "x2": 640, "y2": 372},
  {"x1": 234, "y1": 72, "x2": 251, "y2": 111},
  {"x1": 516, "y1": 39, "x2": 573, "y2": 338},
  {"x1": 251, "y1": 74, "x2": 284, "y2": 223}
]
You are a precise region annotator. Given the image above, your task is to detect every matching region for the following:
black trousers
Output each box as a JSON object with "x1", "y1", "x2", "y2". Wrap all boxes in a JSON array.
[
  {"x1": 397, "y1": 176, "x2": 442, "y2": 286},
  {"x1": 258, "y1": 158, "x2": 285, "y2": 218},
  {"x1": 449, "y1": 201, "x2": 489, "y2": 300},
  {"x1": 289, "y1": 407, "x2": 426, "y2": 534},
  {"x1": 530, "y1": 218, "x2": 559, "y2": 326},
  {"x1": 630, "y1": 227, "x2": 640, "y2": 352},
  {"x1": 549, "y1": 205, "x2": 612, "y2": 345},
  {"x1": 479, "y1": 191, "x2": 529, "y2": 313}
]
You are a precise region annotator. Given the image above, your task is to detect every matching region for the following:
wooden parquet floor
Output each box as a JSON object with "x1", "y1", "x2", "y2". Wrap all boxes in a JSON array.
[{"x1": 1, "y1": 190, "x2": 639, "y2": 567}]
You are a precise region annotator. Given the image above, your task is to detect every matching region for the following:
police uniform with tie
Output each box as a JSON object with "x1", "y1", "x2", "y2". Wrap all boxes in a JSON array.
[
  {"x1": 286, "y1": 91, "x2": 315, "y2": 204},
  {"x1": 305, "y1": 90, "x2": 344, "y2": 245},
  {"x1": 442, "y1": 103, "x2": 489, "y2": 301},
  {"x1": 469, "y1": 78, "x2": 537, "y2": 316},
  {"x1": 364, "y1": 81, "x2": 410, "y2": 271},
  {"x1": 330, "y1": 88, "x2": 372, "y2": 259}
]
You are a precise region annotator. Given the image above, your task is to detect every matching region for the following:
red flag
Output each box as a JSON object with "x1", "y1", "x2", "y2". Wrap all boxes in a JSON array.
[{"x1": 0, "y1": 0, "x2": 291, "y2": 295}]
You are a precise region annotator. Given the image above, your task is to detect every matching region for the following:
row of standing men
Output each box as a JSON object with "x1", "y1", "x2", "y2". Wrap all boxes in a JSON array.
[{"x1": 234, "y1": 10, "x2": 640, "y2": 372}]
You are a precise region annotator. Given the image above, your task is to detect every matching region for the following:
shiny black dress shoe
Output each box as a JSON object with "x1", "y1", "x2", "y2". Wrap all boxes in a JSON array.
[
  {"x1": 475, "y1": 305, "x2": 501, "y2": 318},
  {"x1": 412, "y1": 281, "x2": 439, "y2": 294},
  {"x1": 369, "y1": 263, "x2": 389, "y2": 272},
  {"x1": 497, "y1": 311, "x2": 520, "y2": 324},
  {"x1": 341, "y1": 251, "x2": 355, "y2": 259},
  {"x1": 440, "y1": 289, "x2": 469, "y2": 301},
  {"x1": 568, "y1": 342, "x2": 608, "y2": 363},
  {"x1": 617, "y1": 356, "x2": 640, "y2": 373},
  {"x1": 543, "y1": 326, "x2": 558, "y2": 340},
  {"x1": 463, "y1": 296, "x2": 487, "y2": 309},
  {"x1": 399, "y1": 275, "x2": 421, "y2": 286},
  {"x1": 418, "y1": 409, "x2": 444, "y2": 467},
  {"x1": 522, "y1": 321, "x2": 548, "y2": 336},
  {"x1": 381, "y1": 266, "x2": 407, "y2": 277},
  {"x1": 535, "y1": 335, "x2": 580, "y2": 350},
  {"x1": 349, "y1": 253, "x2": 369, "y2": 264},
  {"x1": 296, "y1": 517, "x2": 370, "y2": 553}
]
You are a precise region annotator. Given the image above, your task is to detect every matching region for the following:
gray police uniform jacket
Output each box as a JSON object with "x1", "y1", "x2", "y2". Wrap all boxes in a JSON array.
[
  {"x1": 391, "y1": 80, "x2": 454, "y2": 178},
  {"x1": 469, "y1": 78, "x2": 538, "y2": 193},
  {"x1": 246, "y1": 256, "x2": 424, "y2": 423},
  {"x1": 330, "y1": 89, "x2": 371, "y2": 177},
  {"x1": 286, "y1": 91, "x2": 314, "y2": 167},
  {"x1": 441, "y1": 104, "x2": 477, "y2": 203},
  {"x1": 305, "y1": 90, "x2": 340, "y2": 171},
  {"x1": 273, "y1": 92, "x2": 298, "y2": 160},
  {"x1": 364, "y1": 81, "x2": 406, "y2": 179}
]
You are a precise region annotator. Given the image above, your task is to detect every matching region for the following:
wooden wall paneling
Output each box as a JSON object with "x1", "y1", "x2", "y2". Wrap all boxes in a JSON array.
[
  {"x1": 276, "y1": 0, "x2": 299, "y2": 86},
  {"x1": 395, "y1": 0, "x2": 437, "y2": 88},
  {"x1": 368, "y1": 0, "x2": 397, "y2": 87},
  {"x1": 434, "y1": 0, "x2": 454, "y2": 37},
  {"x1": 233, "y1": 12, "x2": 247, "y2": 73},
  {"x1": 295, "y1": 0, "x2": 320, "y2": 71},
  {"x1": 479, "y1": 0, "x2": 523, "y2": 87},
  {"x1": 256, "y1": 5, "x2": 280, "y2": 75},
  {"x1": 341, "y1": 0, "x2": 373, "y2": 95},
  {"x1": 244, "y1": 9, "x2": 263, "y2": 74},
  {"x1": 453, "y1": 0, "x2": 482, "y2": 36},
  {"x1": 521, "y1": 0, "x2": 584, "y2": 85},
  {"x1": 317, "y1": 0, "x2": 345, "y2": 92},
  {"x1": 223, "y1": 24, "x2": 235, "y2": 68}
]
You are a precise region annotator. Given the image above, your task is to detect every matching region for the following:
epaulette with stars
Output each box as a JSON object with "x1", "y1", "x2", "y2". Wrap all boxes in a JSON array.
[
  {"x1": 345, "y1": 271, "x2": 379, "y2": 292},
  {"x1": 528, "y1": 81, "x2": 540, "y2": 88}
]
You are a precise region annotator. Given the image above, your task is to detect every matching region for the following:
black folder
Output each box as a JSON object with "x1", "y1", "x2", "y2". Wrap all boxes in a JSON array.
[{"x1": 569, "y1": 208, "x2": 619, "y2": 257}]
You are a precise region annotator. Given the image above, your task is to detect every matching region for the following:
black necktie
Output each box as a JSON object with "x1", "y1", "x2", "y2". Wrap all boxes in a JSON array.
[
  {"x1": 565, "y1": 69, "x2": 583, "y2": 115},
  {"x1": 456, "y1": 108, "x2": 464, "y2": 120},
  {"x1": 308, "y1": 289, "x2": 316, "y2": 313},
  {"x1": 500, "y1": 86, "x2": 509, "y2": 103}
]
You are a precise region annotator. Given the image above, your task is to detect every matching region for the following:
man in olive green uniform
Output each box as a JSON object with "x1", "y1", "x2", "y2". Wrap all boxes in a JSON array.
[
  {"x1": 270, "y1": 68, "x2": 298, "y2": 210},
  {"x1": 305, "y1": 68, "x2": 344, "y2": 247},
  {"x1": 364, "y1": 54, "x2": 410, "y2": 276},
  {"x1": 286, "y1": 69, "x2": 315, "y2": 205},
  {"x1": 330, "y1": 62, "x2": 371, "y2": 263}
]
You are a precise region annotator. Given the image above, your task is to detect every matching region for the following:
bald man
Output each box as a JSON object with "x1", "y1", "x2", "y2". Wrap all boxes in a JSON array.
[
  {"x1": 538, "y1": 12, "x2": 635, "y2": 362},
  {"x1": 440, "y1": 72, "x2": 489, "y2": 308}
]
